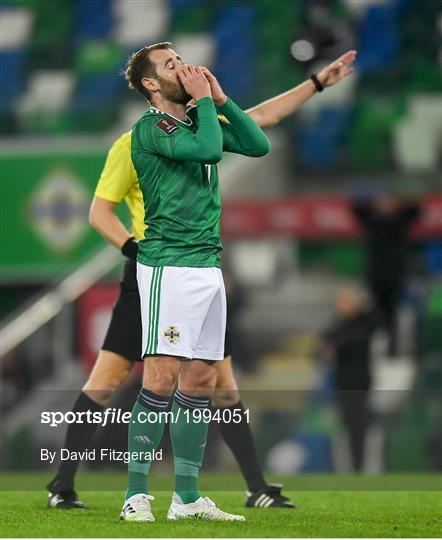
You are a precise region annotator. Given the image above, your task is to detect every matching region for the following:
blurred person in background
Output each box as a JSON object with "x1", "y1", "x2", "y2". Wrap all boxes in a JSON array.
[
  {"x1": 351, "y1": 194, "x2": 422, "y2": 356},
  {"x1": 46, "y1": 45, "x2": 356, "y2": 513},
  {"x1": 222, "y1": 271, "x2": 248, "y2": 371},
  {"x1": 299, "y1": 0, "x2": 355, "y2": 63},
  {"x1": 320, "y1": 287, "x2": 379, "y2": 472},
  {"x1": 1, "y1": 348, "x2": 33, "y2": 413}
]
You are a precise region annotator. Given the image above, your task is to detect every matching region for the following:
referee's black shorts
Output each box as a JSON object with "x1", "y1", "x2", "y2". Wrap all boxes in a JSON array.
[{"x1": 102, "y1": 259, "x2": 233, "y2": 361}]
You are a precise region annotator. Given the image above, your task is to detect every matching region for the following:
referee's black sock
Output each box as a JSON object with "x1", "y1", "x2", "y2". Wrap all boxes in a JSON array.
[
  {"x1": 55, "y1": 391, "x2": 104, "y2": 490},
  {"x1": 217, "y1": 400, "x2": 267, "y2": 493}
]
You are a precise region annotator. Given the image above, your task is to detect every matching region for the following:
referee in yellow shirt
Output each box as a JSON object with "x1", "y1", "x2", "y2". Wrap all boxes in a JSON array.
[{"x1": 46, "y1": 51, "x2": 356, "y2": 510}]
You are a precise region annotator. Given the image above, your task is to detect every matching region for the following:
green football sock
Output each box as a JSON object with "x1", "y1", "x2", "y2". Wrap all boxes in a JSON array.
[
  {"x1": 171, "y1": 390, "x2": 210, "y2": 504},
  {"x1": 125, "y1": 389, "x2": 169, "y2": 500}
]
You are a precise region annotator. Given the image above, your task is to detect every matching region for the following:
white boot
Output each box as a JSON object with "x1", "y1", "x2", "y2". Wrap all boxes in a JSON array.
[
  {"x1": 167, "y1": 493, "x2": 245, "y2": 521},
  {"x1": 120, "y1": 493, "x2": 155, "y2": 522}
]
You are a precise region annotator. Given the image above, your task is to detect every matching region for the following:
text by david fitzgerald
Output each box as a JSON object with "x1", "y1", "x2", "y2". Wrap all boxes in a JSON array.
[{"x1": 41, "y1": 448, "x2": 163, "y2": 465}]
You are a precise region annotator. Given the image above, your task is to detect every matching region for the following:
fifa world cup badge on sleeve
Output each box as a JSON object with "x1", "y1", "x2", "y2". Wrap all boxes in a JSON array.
[{"x1": 155, "y1": 118, "x2": 179, "y2": 135}]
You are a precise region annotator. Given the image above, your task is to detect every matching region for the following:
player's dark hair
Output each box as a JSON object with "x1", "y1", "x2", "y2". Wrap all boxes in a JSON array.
[{"x1": 124, "y1": 42, "x2": 172, "y2": 100}]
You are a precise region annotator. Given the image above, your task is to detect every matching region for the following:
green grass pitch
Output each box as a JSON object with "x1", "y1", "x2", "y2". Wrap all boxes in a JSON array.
[{"x1": 1, "y1": 473, "x2": 441, "y2": 538}]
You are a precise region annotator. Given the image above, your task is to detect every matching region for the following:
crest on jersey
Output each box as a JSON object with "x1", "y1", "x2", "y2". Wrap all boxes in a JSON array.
[
  {"x1": 155, "y1": 118, "x2": 179, "y2": 135},
  {"x1": 164, "y1": 325, "x2": 181, "y2": 344},
  {"x1": 217, "y1": 114, "x2": 229, "y2": 124}
]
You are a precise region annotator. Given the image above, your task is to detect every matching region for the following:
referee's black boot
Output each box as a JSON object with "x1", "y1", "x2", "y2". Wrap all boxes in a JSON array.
[
  {"x1": 245, "y1": 483, "x2": 296, "y2": 509},
  {"x1": 47, "y1": 475, "x2": 86, "y2": 509}
]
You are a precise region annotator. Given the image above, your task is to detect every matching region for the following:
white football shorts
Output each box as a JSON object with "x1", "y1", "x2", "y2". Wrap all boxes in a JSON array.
[{"x1": 137, "y1": 263, "x2": 226, "y2": 361}]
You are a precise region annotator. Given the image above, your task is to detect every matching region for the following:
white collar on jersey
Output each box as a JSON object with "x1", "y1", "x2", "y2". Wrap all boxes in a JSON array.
[{"x1": 149, "y1": 105, "x2": 193, "y2": 126}]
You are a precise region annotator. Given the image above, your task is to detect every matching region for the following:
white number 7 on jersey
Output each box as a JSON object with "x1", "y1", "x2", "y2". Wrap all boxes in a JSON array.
[{"x1": 204, "y1": 164, "x2": 212, "y2": 187}]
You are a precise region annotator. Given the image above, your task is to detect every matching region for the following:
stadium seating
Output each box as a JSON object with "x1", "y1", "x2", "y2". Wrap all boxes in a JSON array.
[
  {"x1": 393, "y1": 95, "x2": 442, "y2": 173},
  {"x1": 356, "y1": 3, "x2": 400, "y2": 73},
  {"x1": 17, "y1": 70, "x2": 74, "y2": 133},
  {"x1": 0, "y1": 0, "x2": 440, "y2": 174},
  {"x1": 27, "y1": 1, "x2": 73, "y2": 70},
  {"x1": 75, "y1": 0, "x2": 113, "y2": 41},
  {"x1": 424, "y1": 243, "x2": 442, "y2": 276},
  {"x1": 297, "y1": 107, "x2": 352, "y2": 169},
  {"x1": 0, "y1": 6, "x2": 33, "y2": 49},
  {"x1": 211, "y1": 3, "x2": 258, "y2": 102},
  {"x1": 350, "y1": 95, "x2": 404, "y2": 169},
  {"x1": 0, "y1": 50, "x2": 26, "y2": 109},
  {"x1": 114, "y1": 0, "x2": 170, "y2": 45}
]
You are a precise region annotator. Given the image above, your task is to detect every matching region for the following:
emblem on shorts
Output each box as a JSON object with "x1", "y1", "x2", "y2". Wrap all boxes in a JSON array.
[
  {"x1": 134, "y1": 435, "x2": 152, "y2": 444},
  {"x1": 164, "y1": 325, "x2": 181, "y2": 344}
]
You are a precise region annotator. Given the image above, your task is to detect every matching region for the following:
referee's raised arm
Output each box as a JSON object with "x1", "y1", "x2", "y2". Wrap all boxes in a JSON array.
[{"x1": 218, "y1": 97, "x2": 271, "y2": 157}]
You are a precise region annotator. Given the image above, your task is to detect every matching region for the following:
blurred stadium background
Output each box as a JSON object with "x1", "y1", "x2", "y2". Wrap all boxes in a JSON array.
[{"x1": 1, "y1": 0, "x2": 441, "y2": 482}]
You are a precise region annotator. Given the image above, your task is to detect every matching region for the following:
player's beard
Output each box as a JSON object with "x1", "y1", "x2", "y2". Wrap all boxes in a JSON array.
[{"x1": 157, "y1": 76, "x2": 190, "y2": 105}]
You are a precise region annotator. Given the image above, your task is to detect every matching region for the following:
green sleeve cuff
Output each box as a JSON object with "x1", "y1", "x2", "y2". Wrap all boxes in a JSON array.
[
  {"x1": 196, "y1": 96, "x2": 215, "y2": 107},
  {"x1": 218, "y1": 97, "x2": 234, "y2": 113}
]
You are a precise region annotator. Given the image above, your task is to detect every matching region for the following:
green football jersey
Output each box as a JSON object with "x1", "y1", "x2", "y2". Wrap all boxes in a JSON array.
[{"x1": 131, "y1": 96, "x2": 270, "y2": 268}]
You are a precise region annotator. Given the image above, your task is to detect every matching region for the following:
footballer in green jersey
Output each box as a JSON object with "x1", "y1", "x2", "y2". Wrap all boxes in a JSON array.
[{"x1": 120, "y1": 42, "x2": 270, "y2": 523}]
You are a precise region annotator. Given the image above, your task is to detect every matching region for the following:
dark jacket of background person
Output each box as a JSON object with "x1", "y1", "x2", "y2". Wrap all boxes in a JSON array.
[
  {"x1": 352, "y1": 198, "x2": 421, "y2": 289},
  {"x1": 323, "y1": 309, "x2": 378, "y2": 391},
  {"x1": 321, "y1": 291, "x2": 379, "y2": 471},
  {"x1": 351, "y1": 197, "x2": 421, "y2": 355}
]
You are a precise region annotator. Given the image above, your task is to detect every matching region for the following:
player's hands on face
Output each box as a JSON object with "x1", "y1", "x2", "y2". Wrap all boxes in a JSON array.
[
  {"x1": 317, "y1": 50, "x2": 357, "y2": 87},
  {"x1": 178, "y1": 64, "x2": 212, "y2": 101},
  {"x1": 199, "y1": 67, "x2": 227, "y2": 107}
]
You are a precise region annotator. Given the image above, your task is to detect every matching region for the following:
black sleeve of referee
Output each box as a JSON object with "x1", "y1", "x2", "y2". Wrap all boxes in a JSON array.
[{"x1": 121, "y1": 237, "x2": 138, "y2": 260}]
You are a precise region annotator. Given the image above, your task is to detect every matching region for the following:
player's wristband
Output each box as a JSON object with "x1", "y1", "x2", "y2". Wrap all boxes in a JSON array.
[
  {"x1": 310, "y1": 73, "x2": 324, "y2": 92},
  {"x1": 121, "y1": 237, "x2": 138, "y2": 260}
]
